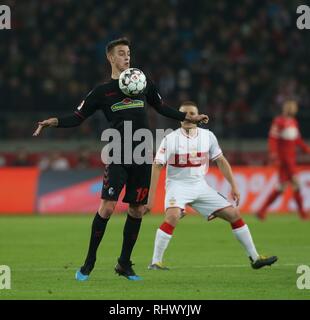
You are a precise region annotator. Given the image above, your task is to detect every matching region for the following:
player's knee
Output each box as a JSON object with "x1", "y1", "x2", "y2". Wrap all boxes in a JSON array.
[
  {"x1": 229, "y1": 208, "x2": 242, "y2": 223},
  {"x1": 128, "y1": 205, "x2": 145, "y2": 218},
  {"x1": 98, "y1": 200, "x2": 116, "y2": 218},
  {"x1": 165, "y1": 210, "x2": 181, "y2": 227},
  {"x1": 219, "y1": 207, "x2": 241, "y2": 223},
  {"x1": 165, "y1": 216, "x2": 178, "y2": 227}
]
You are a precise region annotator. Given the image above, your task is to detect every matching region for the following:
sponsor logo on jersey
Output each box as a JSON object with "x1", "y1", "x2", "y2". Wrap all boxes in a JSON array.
[{"x1": 111, "y1": 99, "x2": 144, "y2": 112}]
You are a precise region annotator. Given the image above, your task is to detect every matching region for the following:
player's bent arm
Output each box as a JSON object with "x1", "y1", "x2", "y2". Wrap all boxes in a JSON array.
[
  {"x1": 296, "y1": 137, "x2": 310, "y2": 154},
  {"x1": 215, "y1": 155, "x2": 240, "y2": 206},
  {"x1": 57, "y1": 113, "x2": 85, "y2": 128},
  {"x1": 33, "y1": 114, "x2": 84, "y2": 136},
  {"x1": 215, "y1": 155, "x2": 236, "y2": 187},
  {"x1": 146, "y1": 161, "x2": 164, "y2": 211},
  {"x1": 33, "y1": 86, "x2": 102, "y2": 136},
  {"x1": 145, "y1": 80, "x2": 208, "y2": 124},
  {"x1": 153, "y1": 102, "x2": 209, "y2": 124}
]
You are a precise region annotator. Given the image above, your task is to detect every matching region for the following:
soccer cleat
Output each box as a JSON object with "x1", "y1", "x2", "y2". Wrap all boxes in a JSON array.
[
  {"x1": 75, "y1": 261, "x2": 95, "y2": 281},
  {"x1": 250, "y1": 255, "x2": 278, "y2": 269},
  {"x1": 148, "y1": 262, "x2": 169, "y2": 270},
  {"x1": 75, "y1": 269, "x2": 89, "y2": 281},
  {"x1": 114, "y1": 259, "x2": 142, "y2": 281},
  {"x1": 300, "y1": 212, "x2": 310, "y2": 220}
]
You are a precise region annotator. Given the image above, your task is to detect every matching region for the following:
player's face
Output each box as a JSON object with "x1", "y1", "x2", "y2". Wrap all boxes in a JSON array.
[
  {"x1": 109, "y1": 45, "x2": 130, "y2": 72},
  {"x1": 180, "y1": 105, "x2": 198, "y2": 130},
  {"x1": 283, "y1": 101, "x2": 298, "y2": 117}
]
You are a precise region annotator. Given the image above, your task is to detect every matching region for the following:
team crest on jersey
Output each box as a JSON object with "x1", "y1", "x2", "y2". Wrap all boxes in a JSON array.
[
  {"x1": 190, "y1": 149, "x2": 198, "y2": 157},
  {"x1": 111, "y1": 99, "x2": 144, "y2": 112},
  {"x1": 108, "y1": 187, "x2": 115, "y2": 196},
  {"x1": 169, "y1": 197, "x2": 176, "y2": 206}
]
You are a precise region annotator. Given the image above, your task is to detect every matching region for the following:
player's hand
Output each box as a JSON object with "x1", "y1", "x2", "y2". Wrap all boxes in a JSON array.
[
  {"x1": 231, "y1": 187, "x2": 240, "y2": 206},
  {"x1": 33, "y1": 118, "x2": 58, "y2": 136},
  {"x1": 143, "y1": 204, "x2": 151, "y2": 215},
  {"x1": 144, "y1": 198, "x2": 154, "y2": 215},
  {"x1": 186, "y1": 114, "x2": 209, "y2": 125}
]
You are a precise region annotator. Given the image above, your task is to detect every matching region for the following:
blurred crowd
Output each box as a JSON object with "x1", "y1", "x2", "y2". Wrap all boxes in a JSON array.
[
  {"x1": 1, "y1": 0, "x2": 310, "y2": 140},
  {"x1": 0, "y1": 148, "x2": 270, "y2": 168},
  {"x1": 0, "y1": 148, "x2": 103, "y2": 169}
]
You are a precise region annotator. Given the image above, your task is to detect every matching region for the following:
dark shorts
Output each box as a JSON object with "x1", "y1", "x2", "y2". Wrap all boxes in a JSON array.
[{"x1": 101, "y1": 163, "x2": 151, "y2": 205}]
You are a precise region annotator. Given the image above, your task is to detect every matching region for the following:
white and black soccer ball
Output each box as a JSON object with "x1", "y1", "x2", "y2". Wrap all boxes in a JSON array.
[{"x1": 119, "y1": 68, "x2": 147, "y2": 96}]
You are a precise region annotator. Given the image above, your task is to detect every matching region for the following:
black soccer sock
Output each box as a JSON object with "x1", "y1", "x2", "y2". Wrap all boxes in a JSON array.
[
  {"x1": 81, "y1": 212, "x2": 109, "y2": 274},
  {"x1": 119, "y1": 214, "x2": 142, "y2": 264}
]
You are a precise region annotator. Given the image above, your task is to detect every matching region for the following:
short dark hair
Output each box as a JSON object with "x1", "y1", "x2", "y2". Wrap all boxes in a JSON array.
[
  {"x1": 105, "y1": 37, "x2": 130, "y2": 55},
  {"x1": 179, "y1": 101, "x2": 199, "y2": 110}
]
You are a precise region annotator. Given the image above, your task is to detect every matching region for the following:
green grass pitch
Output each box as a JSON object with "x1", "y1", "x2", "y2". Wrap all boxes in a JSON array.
[{"x1": 0, "y1": 214, "x2": 309, "y2": 300}]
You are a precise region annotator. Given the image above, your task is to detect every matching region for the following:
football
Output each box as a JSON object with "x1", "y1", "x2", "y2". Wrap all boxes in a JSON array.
[{"x1": 119, "y1": 68, "x2": 147, "y2": 96}]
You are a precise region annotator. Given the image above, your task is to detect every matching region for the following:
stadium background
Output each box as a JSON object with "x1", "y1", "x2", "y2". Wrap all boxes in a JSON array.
[{"x1": 1, "y1": 0, "x2": 310, "y2": 215}]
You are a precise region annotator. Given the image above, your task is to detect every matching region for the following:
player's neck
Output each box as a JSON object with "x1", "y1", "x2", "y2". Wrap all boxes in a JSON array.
[
  {"x1": 181, "y1": 127, "x2": 198, "y2": 137},
  {"x1": 111, "y1": 68, "x2": 121, "y2": 80},
  {"x1": 282, "y1": 113, "x2": 294, "y2": 118}
]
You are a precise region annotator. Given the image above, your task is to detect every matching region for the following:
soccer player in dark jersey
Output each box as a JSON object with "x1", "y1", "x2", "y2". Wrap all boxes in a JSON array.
[{"x1": 33, "y1": 38, "x2": 209, "y2": 281}]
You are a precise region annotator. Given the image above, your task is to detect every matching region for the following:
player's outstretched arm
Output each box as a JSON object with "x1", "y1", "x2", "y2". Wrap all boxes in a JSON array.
[
  {"x1": 215, "y1": 155, "x2": 240, "y2": 206},
  {"x1": 33, "y1": 86, "x2": 102, "y2": 137},
  {"x1": 145, "y1": 162, "x2": 164, "y2": 214},
  {"x1": 32, "y1": 113, "x2": 85, "y2": 136},
  {"x1": 185, "y1": 113, "x2": 209, "y2": 124},
  {"x1": 33, "y1": 118, "x2": 58, "y2": 136},
  {"x1": 145, "y1": 79, "x2": 209, "y2": 124}
]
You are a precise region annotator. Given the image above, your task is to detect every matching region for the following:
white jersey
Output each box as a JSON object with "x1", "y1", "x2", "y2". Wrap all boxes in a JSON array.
[
  {"x1": 154, "y1": 127, "x2": 222, "y2": 184},
  {"x1": 155, "y1": 127, "x2": 231, "y2": 217}
]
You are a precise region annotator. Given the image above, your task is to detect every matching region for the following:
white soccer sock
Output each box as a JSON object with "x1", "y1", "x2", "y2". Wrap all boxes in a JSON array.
[
  {"x1": 232, "y1": 224, "x2": 259, "y2": 261},
  {"x1": 151, "y1": 228, "x2": 172, "y2": 264}
]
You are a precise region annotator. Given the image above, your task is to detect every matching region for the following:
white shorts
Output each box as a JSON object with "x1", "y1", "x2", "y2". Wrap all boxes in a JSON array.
[{"x1": 164, "y1": 179, "x2": 232, "y2": 219}]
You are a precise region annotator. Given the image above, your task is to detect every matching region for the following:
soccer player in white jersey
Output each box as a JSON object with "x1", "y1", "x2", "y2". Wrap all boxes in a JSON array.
[{"x1": 146, "y1": 101, "x2": 278, "y2": 270}]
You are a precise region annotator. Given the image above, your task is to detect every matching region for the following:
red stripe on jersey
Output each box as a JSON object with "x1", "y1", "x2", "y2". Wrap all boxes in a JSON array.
[{"x1": 169, "y1": 152, "x2": 207, "y2": 168}]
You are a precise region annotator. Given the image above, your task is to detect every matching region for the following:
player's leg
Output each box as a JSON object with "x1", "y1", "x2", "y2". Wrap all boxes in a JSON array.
[
  {"x1": 192, "y1": 182, "x2": 277, "y2": 269},
  {"x1": 256, "y1": 165, "x2": 287, "y2": 220},
  {"x1": 76, "y1": 164, "x2": 127, "y2": 281},
  {"x1": 76, "y1": 200, "x2": 117, "y2": 280},
  {"x1": 291, "y1": 175, "x2": 309, "y2": 220},
  {"x1": 149, "y1": 182, "x2": 190, "y2": 270},
  {"x1": 114, "y1": 204, "x2": 145, "y2": 280},
  {"x1": 114, "y1": 164, "x2": 150, "y2": 280},
  {"x1": 215, "y1": 207, "x2": 277, "y2": 268},
  {"x1": 149, "y1": 207, "x2": 182, "y2": 270}
]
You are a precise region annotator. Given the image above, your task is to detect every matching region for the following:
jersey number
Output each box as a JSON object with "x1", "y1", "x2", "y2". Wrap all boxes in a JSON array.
[{"x1": 136, "y1": 188, "x2": 149, "y2": 202}]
